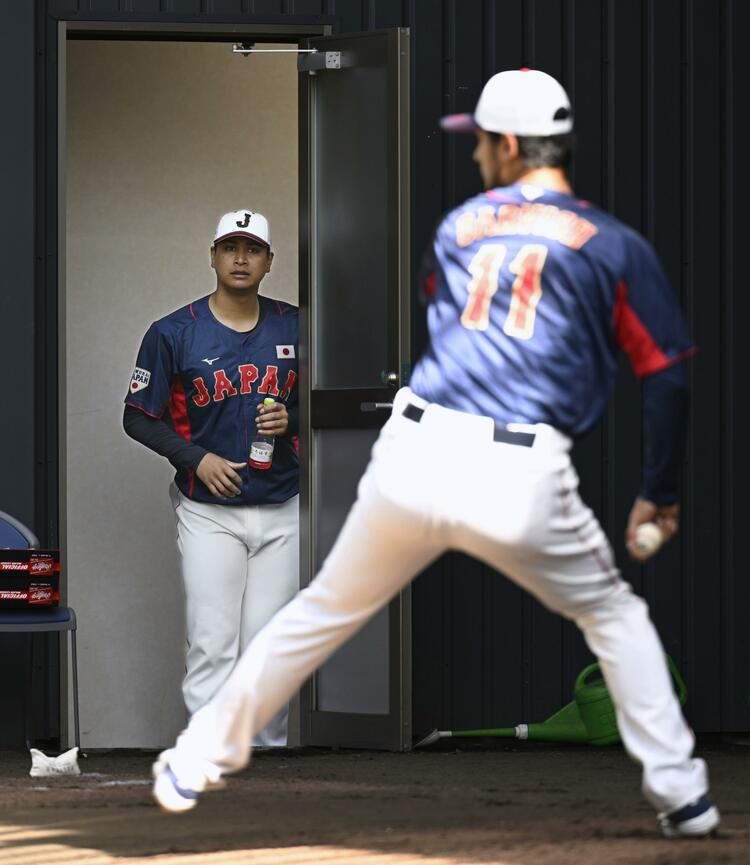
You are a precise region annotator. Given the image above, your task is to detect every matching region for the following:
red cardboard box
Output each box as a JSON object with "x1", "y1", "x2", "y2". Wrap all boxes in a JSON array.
[{"x1": 0, "y1": 550, "x2": 60, "y2": 608}]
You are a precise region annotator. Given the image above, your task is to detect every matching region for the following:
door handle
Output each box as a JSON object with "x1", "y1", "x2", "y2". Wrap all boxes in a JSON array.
[{"x1": 360, "y1": 402, "x2": 394, "y2": 412}]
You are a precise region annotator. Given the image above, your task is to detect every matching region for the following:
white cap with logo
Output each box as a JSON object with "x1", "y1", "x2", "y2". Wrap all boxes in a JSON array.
[
  {"x1": 213, "y1": 210, "x2": 271, "y2": 248},
  {"x1": 441, "y1": 69, "x2": 573, "y2": 137}
]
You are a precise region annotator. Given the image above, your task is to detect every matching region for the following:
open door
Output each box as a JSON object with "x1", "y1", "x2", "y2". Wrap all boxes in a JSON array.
[{"x1": 298, "y1": 29, "x2": 411, "y2": 750}]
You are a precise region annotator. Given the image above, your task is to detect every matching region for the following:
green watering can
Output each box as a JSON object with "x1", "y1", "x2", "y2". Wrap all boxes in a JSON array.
[{"x1": 415, "y1": 655, "x2": 687, "y2": 748}]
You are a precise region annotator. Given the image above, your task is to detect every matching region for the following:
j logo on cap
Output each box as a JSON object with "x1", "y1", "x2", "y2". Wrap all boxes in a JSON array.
[{"x1": 213, "y1": 210, "x2": 272, "y2": 249}]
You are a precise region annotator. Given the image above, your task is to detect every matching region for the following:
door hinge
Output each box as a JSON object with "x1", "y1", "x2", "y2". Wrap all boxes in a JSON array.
[{"x1": 298, "y1": 51, "x2": 342, "y2": 74}]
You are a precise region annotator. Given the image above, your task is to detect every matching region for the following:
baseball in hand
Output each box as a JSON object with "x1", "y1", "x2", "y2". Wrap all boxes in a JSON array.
[{"x1": 632, "y1": 522, "x2": 664, "y2": 561}]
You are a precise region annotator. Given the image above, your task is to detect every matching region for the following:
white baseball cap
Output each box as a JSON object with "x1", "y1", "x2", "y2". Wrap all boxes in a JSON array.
[
  {"x1": 441, "y1": 68, "x2": 573, "y2": 137},
  {"x1": 212, "y1": 210, "x2": 271, "y2": 248}
]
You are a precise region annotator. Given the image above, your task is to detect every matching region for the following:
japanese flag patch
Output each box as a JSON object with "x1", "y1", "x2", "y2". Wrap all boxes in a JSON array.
[
  {"x1": 129, "y1": 367, "x2": 151, "y2": 393},
  {"x1": 276, "y1": 345, "x2": 295, "y2": 359}
]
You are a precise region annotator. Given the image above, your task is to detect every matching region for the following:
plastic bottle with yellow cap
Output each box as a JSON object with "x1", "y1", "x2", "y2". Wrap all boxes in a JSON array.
[{"x1": 249, "y1": 397, "x2": 276, "y2": 470}]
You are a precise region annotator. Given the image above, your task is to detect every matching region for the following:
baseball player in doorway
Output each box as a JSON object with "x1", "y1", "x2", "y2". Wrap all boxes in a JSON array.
[
  {"x1": 152, "y1": 73, "x2": 720, "y2": 838},
  {"x1": 123, "y1": 210, "x2": 299, "y2": 747}
]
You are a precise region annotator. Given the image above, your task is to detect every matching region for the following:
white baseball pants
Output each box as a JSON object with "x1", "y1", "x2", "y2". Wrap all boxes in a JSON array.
[
  {"x1": 171, "y1": 487, "x2": 299, "y2": 747},
  {"x1": 169, "y1": 388, "x2": 708, "y2": 814}
]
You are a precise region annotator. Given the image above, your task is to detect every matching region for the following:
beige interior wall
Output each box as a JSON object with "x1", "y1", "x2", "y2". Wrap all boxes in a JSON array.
[{"x1": 65, "y1": 40, "x2": 298, "y2": 748}]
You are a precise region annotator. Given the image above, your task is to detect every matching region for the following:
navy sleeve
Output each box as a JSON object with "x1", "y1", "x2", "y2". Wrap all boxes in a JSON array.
[
  {"x1": 124, "y1": 323, "x2": 176, "y2": 417},
  {"x1": 123, "y1": 405, "x2": 208, "y2": 471},
  {"x1": 615, "y1": 234, "x2": 696, "y2": 379},
  {"x1": 640, "y1": 360, "x2": 689, "y2": 505}
]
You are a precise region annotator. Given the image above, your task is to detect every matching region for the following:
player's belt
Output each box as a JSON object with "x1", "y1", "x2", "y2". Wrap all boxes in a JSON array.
[{"x1": 402, "y1": 403, "x2": 536, "y2": 447}]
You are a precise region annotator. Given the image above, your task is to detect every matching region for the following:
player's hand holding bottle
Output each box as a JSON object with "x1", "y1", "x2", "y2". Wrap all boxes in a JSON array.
[
  {"x1": 250, "y1": 399, "x2": 289, "y2": 470},
  {"x1": 256, "y1": 400, "x2": 289, "y2": 436}
]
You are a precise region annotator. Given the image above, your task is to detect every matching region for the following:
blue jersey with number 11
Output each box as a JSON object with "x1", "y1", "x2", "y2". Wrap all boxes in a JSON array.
[{"x1": 409, "y1": 183, "x2": 694, "y2": 437}]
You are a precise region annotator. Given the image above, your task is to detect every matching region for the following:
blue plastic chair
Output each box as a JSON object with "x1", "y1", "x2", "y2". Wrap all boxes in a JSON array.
[{"x1": 0, "y1": 510, "x2": 80, "y2": 751}]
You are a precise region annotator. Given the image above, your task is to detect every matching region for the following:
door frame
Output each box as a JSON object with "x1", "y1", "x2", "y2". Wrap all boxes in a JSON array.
[
  {"x1": 297, "y1": 28, "x2": 412, "y2": 751},
  {"x1": 51, "y1": 15, "x2": 331, "y2": 750}
]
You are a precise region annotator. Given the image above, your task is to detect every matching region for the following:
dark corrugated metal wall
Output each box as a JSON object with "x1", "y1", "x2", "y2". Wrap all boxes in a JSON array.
[
  {"x1": 0, "y1": 0, "x2": 743, "y2": 744},
  {"x1": 411, "y1": 0, "x2": 747, "y2": 736},
  {"x1": 0, "y1": 0, "x2": 58, "y2": 747}
]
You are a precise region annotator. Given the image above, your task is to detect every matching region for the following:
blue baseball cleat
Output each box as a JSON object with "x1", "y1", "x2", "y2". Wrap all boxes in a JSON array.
[
  {"x1": 152, "y1": 760, "x2": 200, "y2": 814},
  {"x1": 152, "y1": 749, "x2": 226, "y2": 813},
  {"x1": 657, "y1": 793, "x2": 720, "y2": 838}
]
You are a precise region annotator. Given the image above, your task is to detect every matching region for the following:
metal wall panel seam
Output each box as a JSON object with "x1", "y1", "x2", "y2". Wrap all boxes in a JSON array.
[
  {"x1": 719, "y1": 0, "x2": 735, "y2": 731},
  {"x1": 559, "y1": 0, "x2": 576, "y2": 692},
  {"x1": 643, "y1": 0, "x2": 654, "y2": 242},
  {"x1": 684, "y1": 0, "x2": 724, "y2": 730},
  {"x1": 602, "y1": 0, "x2": 616, "y2": 545},
  {"x1": 563, "y1": 0, "x2": 573, "y2": 185},
  {"x1": 641, "y1": 0, "x2": 657, "y2": 618},
  {"x1": 525, "y1": 0, "x2": 534, "y2": 65},
  {"x1": 482, "y1": 0, "x2": 493, "y2": 81},
  {"x1": 680, "y1": 0, "x2": 696, "y2": 707},
  {"x1": 40, "y1": 9, "x2": 60, "y2": 549}
]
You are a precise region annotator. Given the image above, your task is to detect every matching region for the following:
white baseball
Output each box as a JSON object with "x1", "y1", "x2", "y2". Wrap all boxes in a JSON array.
[{"x1": 633, "y1": 522, "x2": 664, "y2": 561}]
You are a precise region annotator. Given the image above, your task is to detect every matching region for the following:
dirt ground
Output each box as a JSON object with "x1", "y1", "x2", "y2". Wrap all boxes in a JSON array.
[{"x1": 0, "y1": 742, "x2": 747, "y2": 865}]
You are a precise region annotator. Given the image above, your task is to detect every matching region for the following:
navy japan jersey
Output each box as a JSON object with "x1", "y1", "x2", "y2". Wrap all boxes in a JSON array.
[
  {"x1": 409, "y1": 183, "x2": 695, "y2": 437},
  {"x1": 125, "y1": 294, "x2": 298, "y2": 505}
]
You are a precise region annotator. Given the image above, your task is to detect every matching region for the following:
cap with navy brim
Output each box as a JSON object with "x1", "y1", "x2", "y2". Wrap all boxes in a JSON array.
[
  {"x1": 212, "y1": 210, "x2": 272, "y2": 249},
  {"x1": 439, "y1": 113, "x2": 479, "y2": 133},
  {"x1": 440, "y1": 69, "x2": 573, "y2": 137},
  {"x1": 213, "y1": 231, "x2": 270, "y2": 248}
]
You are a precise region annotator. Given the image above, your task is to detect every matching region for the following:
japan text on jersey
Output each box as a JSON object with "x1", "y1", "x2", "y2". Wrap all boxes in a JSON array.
[
  {"x1": 409, "y1": 182, "x2": 695, "y2": 437},
  {"x1": 125, "y1": 295, "x2": 299, "y2": 506}
]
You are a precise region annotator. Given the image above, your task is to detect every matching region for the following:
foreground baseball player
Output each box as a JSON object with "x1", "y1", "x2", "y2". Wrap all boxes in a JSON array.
[
  {"x1": 152, "y1": 72, "x2": 719, "y2": 838},
  {"x1": 124, "y1": 210, "x2": 299, "y2": 746}
]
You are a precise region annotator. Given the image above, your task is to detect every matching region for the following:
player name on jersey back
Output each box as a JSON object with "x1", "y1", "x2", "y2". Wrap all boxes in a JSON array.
[{"x1": 455, "y1": 200, "x2": 598, "y2": 250}]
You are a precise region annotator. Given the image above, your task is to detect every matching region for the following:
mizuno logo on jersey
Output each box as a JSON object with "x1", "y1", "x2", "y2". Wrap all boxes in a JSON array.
[
  {"x1": 202, "y1": 357, "x2": 221, "y2": 365},
  {"x1": 129, "y1": 367, "x2": 151, "y2": 393},
  {"x1": 276, "y1": 345, "x2": 295, "y2": 359},
  {"x1": 191, "y1": 366, "x2": 297, "y2": 407}
]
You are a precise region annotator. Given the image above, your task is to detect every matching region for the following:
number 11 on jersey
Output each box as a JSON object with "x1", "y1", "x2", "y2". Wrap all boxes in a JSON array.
[
  {"x1": 504, "y1": 244, "x2": 548, "y2": 340},
  {"x1": 460, "y1": 244, "x2": 507, "y2": 331},
  {"x1": 460, "y1": 242, "x2": 548, "y2": 340}
]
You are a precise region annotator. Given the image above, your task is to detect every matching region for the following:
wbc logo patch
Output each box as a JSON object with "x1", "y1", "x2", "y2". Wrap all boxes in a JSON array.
[
  {"x1": 276, "y1": 345, "x2": 295, "y2": 359},
  {"x1": 130, "y1": 367, "x2": 151, "y2": 392}
]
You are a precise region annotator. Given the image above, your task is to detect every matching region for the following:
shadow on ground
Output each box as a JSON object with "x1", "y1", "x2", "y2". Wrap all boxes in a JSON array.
[{"x1": 0, "y1": 744, "x2": 747, "y2": 864}]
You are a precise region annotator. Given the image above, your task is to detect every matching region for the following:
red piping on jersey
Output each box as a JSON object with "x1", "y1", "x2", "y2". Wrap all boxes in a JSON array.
[
  {"x1": 167, "y1": 378, "x2": 192, "y2": 441},
  {"x1": 167, "y1": 377, "x2": 195, "y2": 498},
  {"x1": 124, "y1": 401, "x2": 164, "y2": 420},
  {"x1": 189, "y1": 302, "x2": 196, "y2": 320},
  {"x1": 275, "y1": 300, "x2": 284, "y2": 315},
  {"x1": 613, "y1": 280, "x2": 697, "y2": 378},
  {"x1": 424, "y1": 271, "x2": 437, "y2": 298}
]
